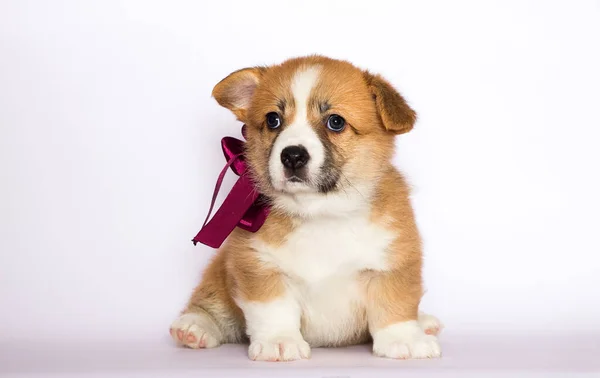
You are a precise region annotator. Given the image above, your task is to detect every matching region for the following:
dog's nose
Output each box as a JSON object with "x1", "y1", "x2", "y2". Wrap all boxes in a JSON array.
[{"x1": 281, "y1": 145, "x2": 310, "y2": 170}]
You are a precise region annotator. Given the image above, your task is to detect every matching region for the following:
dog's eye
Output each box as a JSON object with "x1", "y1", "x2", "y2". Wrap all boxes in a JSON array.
[
  {"x1": 266, "y1": 112, "x2": 281, "y2": 129},
  {"x1": 327, "y1": 114, "x2": 345, "y2": 132}
]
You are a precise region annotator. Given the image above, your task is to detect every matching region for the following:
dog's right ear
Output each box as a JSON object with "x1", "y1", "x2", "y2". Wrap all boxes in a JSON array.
[{"x1": 212, "y1": 67, "x2": 265, "y2": 123}]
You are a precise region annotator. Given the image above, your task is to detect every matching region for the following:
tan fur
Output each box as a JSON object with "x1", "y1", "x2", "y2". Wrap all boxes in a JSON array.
[
  {"x1": 173, "y1": 55, "x2": 437, "y2": 353},
  {"x1": 361, "y1": 165, "x2": 424, "y2": 330}
]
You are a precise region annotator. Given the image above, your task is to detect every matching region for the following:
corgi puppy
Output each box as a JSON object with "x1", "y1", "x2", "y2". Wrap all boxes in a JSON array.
[{"x1": 170, "y1": 55, "x2": 443, "y2": 361}]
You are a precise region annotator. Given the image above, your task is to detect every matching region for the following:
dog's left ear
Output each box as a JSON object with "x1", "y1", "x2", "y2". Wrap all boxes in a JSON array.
[
  {"x1": 363, "y1": 71, "x2": 417, "y2": 135},
  {"x1": 212, "y1": 67, "x2": 265, "y2": 123}
]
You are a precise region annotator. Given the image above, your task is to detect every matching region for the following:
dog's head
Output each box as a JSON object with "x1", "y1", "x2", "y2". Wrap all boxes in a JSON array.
[{"x1": 212, "y1": 56, "x2": 416, "y2": 215}]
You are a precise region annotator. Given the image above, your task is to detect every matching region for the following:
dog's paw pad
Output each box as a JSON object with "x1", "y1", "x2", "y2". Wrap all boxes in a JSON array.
[
  {"x1": 418, "y1": 312, "x2": 444, "y2": 336},
  {"x1": 248, "y1": 336, "x2": 311, "y2": 361},
  {"x1": 170, "y1": 313, "x2": 221, "y2": 349}
]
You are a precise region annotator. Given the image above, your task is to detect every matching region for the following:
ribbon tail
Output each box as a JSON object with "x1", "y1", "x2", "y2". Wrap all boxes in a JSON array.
[
  {"x1": 192, "y1": 175, "x2": 260, "y2": 249},
  {"x1": 201, "y1": 153, "x2": 241, "y2": 228}
]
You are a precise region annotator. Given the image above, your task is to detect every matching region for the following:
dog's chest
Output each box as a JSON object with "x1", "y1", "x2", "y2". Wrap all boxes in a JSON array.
[
  {"x1": 253, "y1": 214, "x2": 396, "y2": 346},
  {"x1": 257, "y1": 214, "x2": 395, "y2": 282}
]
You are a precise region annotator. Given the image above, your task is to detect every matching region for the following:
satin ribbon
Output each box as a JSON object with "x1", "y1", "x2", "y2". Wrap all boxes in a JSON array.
[{"x1": 192, "y1": 125, "x2": 269, "y2": 248}]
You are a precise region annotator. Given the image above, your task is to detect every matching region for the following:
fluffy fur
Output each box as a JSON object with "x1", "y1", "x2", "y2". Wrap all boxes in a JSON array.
[{"x1": 170, "y1": 55, "x2": 443, "y2": 361}]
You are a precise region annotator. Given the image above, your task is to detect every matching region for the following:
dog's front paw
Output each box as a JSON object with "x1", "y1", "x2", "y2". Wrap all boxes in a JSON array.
[
  {"x1": 373, "y1": 320, "x2": 441, "y2": 359},
  {"x1": 170, "y1": 312, "x2": 222, "y2": 349},
  {"x1": 248, "y1": 334, "x2": 311, "y2": 361}
]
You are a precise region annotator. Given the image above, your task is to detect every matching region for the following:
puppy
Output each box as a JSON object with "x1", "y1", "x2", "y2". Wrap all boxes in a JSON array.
[{"x1": 170, "y1": 55, "x2": 442, "y2": 361}]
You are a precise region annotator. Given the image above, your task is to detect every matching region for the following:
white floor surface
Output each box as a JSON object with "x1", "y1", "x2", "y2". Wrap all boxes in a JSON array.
[{"x1": 1, "y1": 332, "x2": 598, "y2": 378}]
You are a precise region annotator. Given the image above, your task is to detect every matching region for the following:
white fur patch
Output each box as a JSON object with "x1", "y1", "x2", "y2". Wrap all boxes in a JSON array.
[
  {"x1": 269, "y1": 66, "x2": 324, "y2": 193},
  {"x1": 235, "y1": 294, "x2": 301, "y2": 340},
  {"x1": 235, "y1": 294, "x2": 310, "y2": 361},
  {"x1": 372, "y1": 320, "x2": 441, "y2": 359},
  {"x1": 272, "y1": 180, "x2": 374, "y2": 218},
  {"x1": 251, "y1": 210, "x2": 395, "y2": 346}
]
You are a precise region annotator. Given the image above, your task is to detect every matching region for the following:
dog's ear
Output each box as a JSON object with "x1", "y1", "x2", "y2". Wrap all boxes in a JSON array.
[
  {"x1": 363, "y1": 71, "x2": 416, "y2": 135},
  {"x1": 212, "y1": 67, "x2": 265, "y2": 122}
]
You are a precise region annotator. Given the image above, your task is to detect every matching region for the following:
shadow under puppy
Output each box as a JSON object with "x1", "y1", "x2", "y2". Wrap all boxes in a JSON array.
[{"x1": 171, "y1": 55, "x2": 443, "y2": 361}]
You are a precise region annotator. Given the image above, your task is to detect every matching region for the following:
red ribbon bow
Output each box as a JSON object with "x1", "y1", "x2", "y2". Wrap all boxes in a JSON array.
[{"x1": 192, "y1": 125, "x2": 269, "y2": 248}]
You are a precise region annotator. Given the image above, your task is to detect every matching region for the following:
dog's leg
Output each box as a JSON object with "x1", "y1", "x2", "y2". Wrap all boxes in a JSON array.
[
  {"x1": 231, "y1": 253, "x2": 310, "y2": 361},
  {"x1": 237, "y1": 292, "x2": 310, "y2": 361},
  {"x1": 170, "y1": 251, "x2": 244, "y2": 349},
  {"x1": 366, "y1": 271, "x2": 442, "y2": 359}
]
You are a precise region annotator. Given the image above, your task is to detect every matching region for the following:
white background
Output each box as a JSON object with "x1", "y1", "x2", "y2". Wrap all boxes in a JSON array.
[{"x1": 1, "y1": 0, "x2": 600, "y2": 375}]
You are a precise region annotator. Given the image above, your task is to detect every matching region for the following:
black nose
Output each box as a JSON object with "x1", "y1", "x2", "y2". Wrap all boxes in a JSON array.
[{"x1": 281, "y1": 145, "x2": 310, "y2": 170}]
